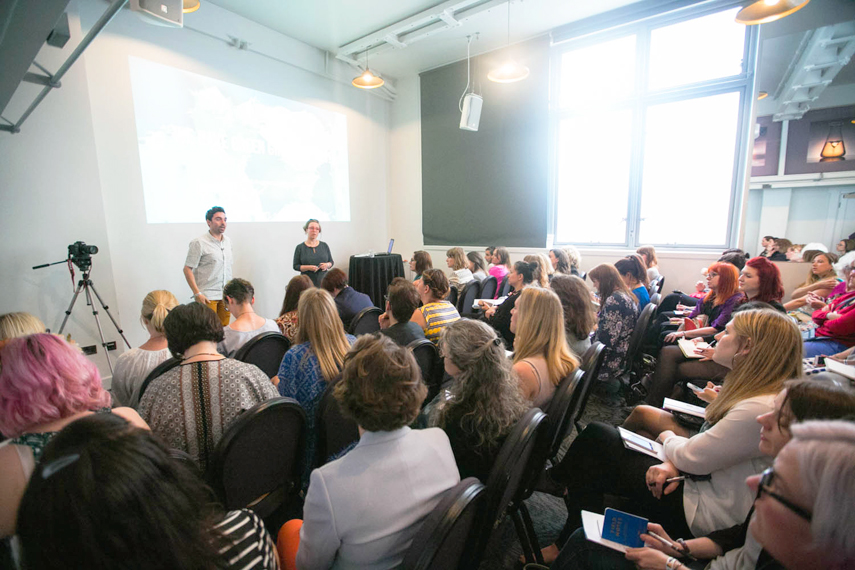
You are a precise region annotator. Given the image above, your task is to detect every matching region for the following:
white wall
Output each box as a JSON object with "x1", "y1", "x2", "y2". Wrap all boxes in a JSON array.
[{"x1": 0, "y1": 0, "x2": 392, "y2": 378}]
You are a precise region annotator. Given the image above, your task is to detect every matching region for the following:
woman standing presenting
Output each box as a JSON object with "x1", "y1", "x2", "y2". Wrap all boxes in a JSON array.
[{"x1": 293, "y1": 219, "x2": 333, "y2": 287}]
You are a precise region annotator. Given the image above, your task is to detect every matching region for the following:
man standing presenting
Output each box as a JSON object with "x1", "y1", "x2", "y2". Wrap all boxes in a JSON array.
[{"x1": 183, "y1": 206, "x2": 233, "y2": 326}]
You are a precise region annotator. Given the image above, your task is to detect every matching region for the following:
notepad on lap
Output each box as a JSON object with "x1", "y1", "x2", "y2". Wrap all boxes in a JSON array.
[
  {"x1": 663, "y1": 398, "x2": 706, "y2": 418},
  {"x1": 618, "y1": 427, "x2": 666, "y2": 461},
  {"x1": 581, "y1": 511, "x2": 629, "y2": 553},
  {"x1": 678, "y1": 338, "x2": 709, "y2": 359}
]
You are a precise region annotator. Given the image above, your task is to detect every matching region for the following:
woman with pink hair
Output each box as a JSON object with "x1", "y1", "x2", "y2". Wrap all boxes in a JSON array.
[{"x1": 0, "y1": 334, "x2": 147, "y2": 538}]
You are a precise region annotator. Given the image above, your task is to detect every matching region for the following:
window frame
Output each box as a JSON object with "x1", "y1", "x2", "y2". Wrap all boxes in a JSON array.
[{"x1": 548, "y1": 1, "x2": 759, "y2": 250}]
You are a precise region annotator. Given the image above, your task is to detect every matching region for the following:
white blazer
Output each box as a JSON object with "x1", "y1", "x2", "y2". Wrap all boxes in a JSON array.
[{"x1": 296, "y1": 427, "x2": 460, "y2": 570}]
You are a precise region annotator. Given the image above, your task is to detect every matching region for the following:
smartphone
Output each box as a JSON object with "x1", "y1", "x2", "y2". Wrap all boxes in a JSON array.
[
  {"x1": 814, "y1": 356, "x2": 826, "y2": 366},
  {"x1": 687, "y1": 382, "x2": 703, "y2": 393}
]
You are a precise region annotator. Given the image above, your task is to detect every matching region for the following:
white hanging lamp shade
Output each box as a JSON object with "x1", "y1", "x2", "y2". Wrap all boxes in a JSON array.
[
  {"x1": 487, "y1": 60, "x2": 530, "y2": 83},
  {"x1": 735, "y1": 0, "x2": 810, "y2": 25},
  {"x1": 352, "y1": 68, "x2": 385, "y2": 89},
  {"x1": 183, "y1": 0, "x2": 200, "y2": 13}
]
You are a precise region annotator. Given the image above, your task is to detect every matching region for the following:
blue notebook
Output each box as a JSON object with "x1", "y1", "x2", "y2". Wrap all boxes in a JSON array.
[{"x1": 602, "y1": 508, "x2": 648, "y2": 548}]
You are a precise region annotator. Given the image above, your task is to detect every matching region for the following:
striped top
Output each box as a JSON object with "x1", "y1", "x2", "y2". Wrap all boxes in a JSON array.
[
  {"x1": 216, "y1": 509, "x2": 278, "y2": 569},
  {"x1": 420, "y1": 301, "x2": 461, "y2": 343}
]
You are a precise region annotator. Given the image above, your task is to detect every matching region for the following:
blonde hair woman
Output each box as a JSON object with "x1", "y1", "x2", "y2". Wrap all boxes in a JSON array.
[
  {"x1": 111, "y1": 290, "x2": 179, "y2": 408},
  {"x1": 445, "y1": 246, "x2": 474, "y2": 292},
  {"x1": 278, "y1": 288, "x2": 355, "y2": 486},
  {"x1": 509, "y1": 288, "x2": 578, "y2": 407},
  {"x1": 636, "y1": 245, "x2": 660, "y2": 281},
  {"x1": 524, "y1": 254, "x2": 550, "y2": 288},
  {"x1": 0, "y1": 312, "x2": 46, "y2": 343},
  {"x1": 783, "y1": 251, "x2": 840, "y2": 312}
]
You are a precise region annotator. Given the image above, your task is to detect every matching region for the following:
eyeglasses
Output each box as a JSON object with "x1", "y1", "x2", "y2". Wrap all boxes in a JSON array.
[
  {"x1": 707, "y1": 272, "x2": 719, "y2": 278},
  {"x1": 755, "y1": 467, "x2": 812, "y2": 521}
]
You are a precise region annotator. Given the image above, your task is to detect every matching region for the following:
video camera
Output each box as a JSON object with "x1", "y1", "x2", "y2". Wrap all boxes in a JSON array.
[{"x1": 67, "y1": 241, "x2": 98, "y2": 271}]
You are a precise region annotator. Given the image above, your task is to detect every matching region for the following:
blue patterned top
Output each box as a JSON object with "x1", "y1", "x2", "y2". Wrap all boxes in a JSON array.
[{"x1": 278, "y1": 335, "x2": 356, "y2": 488}]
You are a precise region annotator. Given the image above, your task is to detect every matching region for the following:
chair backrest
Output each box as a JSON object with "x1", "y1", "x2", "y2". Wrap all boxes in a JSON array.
[
  {"x1": 647, "y1": 277, "x2": 660, "y2": 295},
  {"x1": 480, "y1": 276, "x2": 498, "y2": 300},
  {"x1": 206, "y1": 397, "x2": 306, "y2": 518},
  {"x1": 457, "y1": 280, "x2": 481, "y2": 315},
  {"x1": 650, "y1": 292, "x2": 662, "y2": 306},
  {"x1": 579, "y1": 271, "x2": 587, "y2": 281},
  {"x1": 401, "y1": 478, "x2": 486, "y2": 570},
  {"x1": 543, "y1": 368, "x2": 584, "y2": 459},
  {"x1": 446, "y1": 287, "x2": 458, "y2": 307},
  {"x1": 623, "y1": 303, "x2": 656, "y2": 375},
  {"x1": 349, "y1": 307, "x2": 383, "y2": 336},
  {"x1": 315, "y1": 377, "x2": 359, "y2": 468},
  {"x1": 656, "y1": 276, "x2": 665, "y2": 293},
  {"x1": 234, "y1": 332, "x2": 291, "y2": 378},
  {"x1": 574, "y1": 342, "x2": 606, "y2": 432},
  {"x1": 408, "y1": 338, "x2": 444, "y2": 403},
  {"x1": 465, "y1": 408, "x2": 547, "y2": 568},
  {"x1": 499, "y1": 275, "x2": 511, "y2": 297},
  {"x1": 137, "y1": 356, "x2": 181, "y2": 404}
]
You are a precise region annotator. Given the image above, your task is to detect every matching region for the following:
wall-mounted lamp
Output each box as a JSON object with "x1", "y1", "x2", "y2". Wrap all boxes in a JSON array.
[{"x1": 183, "y1": 0, "x2": 200, "y2": 13}]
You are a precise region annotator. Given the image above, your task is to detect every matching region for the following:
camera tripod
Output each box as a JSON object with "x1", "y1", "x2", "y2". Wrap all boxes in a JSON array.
[{"x1": 58, "y1": 269, "x2": 131, "y2": 375}]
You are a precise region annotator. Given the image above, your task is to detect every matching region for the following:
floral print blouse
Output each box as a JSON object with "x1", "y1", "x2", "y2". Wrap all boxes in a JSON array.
[{"x1": 595, "y1": 292, "x2": 639, "y2": 383}]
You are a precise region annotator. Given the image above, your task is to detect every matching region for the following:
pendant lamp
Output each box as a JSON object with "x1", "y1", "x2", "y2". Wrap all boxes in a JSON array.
[
  {"x1": 352, "y1": 52, "x2": 385, "y2": 89},
  {"x1": 488, "y1": 1, "x2": 529, "y2": 83},
  {"x1": 183, "y1": 0, "x2": 200, "y2": 13},
  {"x1": 735, "y1": 0, "x2": 810, "y2": 25}
]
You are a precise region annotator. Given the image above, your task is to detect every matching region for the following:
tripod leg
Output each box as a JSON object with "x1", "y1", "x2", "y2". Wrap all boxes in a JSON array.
[
  {"x1": 83, "y1": 284, "x2": 114, "y2": 375},
  {"x1": 58, "y1": 281, "x2": 86, "y2": 335},
  {"x1": 87, "y1": 280, "x2": 131, "y2": 349}
]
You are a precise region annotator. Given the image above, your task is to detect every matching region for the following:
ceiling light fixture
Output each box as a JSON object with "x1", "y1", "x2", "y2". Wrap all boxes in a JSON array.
[
  {"x1": 488, "y1": 1, "x2": 529, "y2": 83},
  {"x1": 183, "y1": 0, "x2": 200, "y2": 13},
  {"x1": 735, "y1": 0, "x2": 810, "y2": 25},
  {"x1": 757, "y1": 91, "x2": 769, "y2": 100},
  {"x1": 352, "y1": 51, "x2": 385, "y2": 89}
]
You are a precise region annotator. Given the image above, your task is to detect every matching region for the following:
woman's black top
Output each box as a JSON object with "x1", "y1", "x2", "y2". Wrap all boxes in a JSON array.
[{"x1": 293, "y1": 241, "x2": 333, "y2": 287}]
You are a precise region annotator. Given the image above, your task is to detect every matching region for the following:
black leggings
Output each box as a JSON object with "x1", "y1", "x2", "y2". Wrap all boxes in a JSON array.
[{"x1": 552, "y1": 422, "x2": 693, "y2": 544}]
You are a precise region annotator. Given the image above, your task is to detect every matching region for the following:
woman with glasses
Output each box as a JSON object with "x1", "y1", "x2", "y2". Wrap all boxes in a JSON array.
[{"x1": 662, "y1": 262, "x2": 742, "y2": 345}]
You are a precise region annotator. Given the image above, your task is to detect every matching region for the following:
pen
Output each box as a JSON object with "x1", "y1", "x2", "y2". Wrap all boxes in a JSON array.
[
  {"x1": 665, "y1": 476, "x2": 686, "y2": 483},
  {"x1": 647, "y1": 531, "x2": 697, "y2": 561}
]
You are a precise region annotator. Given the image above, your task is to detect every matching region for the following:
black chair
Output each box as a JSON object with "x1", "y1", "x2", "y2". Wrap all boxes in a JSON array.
[
  {"x1": 234, "y1": 332, "x2": 291, "y2": 378},
  {"x1": 656, "y1": 276, "x2": 665, "y2": 293},
  {"x1": 349, "y1": 307, "x2": 383, "y2": 336},
  {"x1": 624, "y1": 303, "x2": 657, "y2": 399},
  {"x1": 463, "y1": 408, "x2": 548, "y2": 569},
  {"x1": 446, "y1": 287, "x2": 458, "y2": 307},
  {"x1": 498, "y1": 275, "x2": 511, "y2": 297},
  {"x1": 457, "y1": 280, "x2": 481, "y2": 316},
  {"x1": 401, "y1": 478, "x2": 486, "y2": 570},
  {"x1": 315, "y1": 377, "x2": 359, "y2": 468},
  {"x1": 480, "y1": 276, "x2": 498, "y2": 300},
  {"x1": 136, "y1": 356, "x2": 181, "y2": 404},
  {"x1": 647, "y1": 277, "x2": 660, "y2": 295},
  {"x1": 408, "y1": 338, "x2": 444, "y2": 404},
  {"x1": 574, "y1": 342, "x2": 607, "y2": 433},
  {"x1": 206, "y1": 397, "x2": 305, "y2": 519},
  {"x1": 543, "y1": 368, "x2": 585, "y2": 461},
  {"x1": 650, "y1": 292, "x2": 662, "y2": 306}
]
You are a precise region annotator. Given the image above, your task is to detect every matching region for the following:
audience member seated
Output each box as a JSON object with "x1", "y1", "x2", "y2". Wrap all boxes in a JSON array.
[
  {"x1": 662, "y1": 262, "x2": 741, "y2": 346},
  {"x1": 739, "y1": 256, "x2": 786, "y2": 310},
  {"x1": 758, "y1": 235, "x2": 775, "y2": 258},
  {"x1": 525, "y1": 254, "x2": 551, "y2": 288},
  {"x1": 541, "y1": 309, "x2": 802, "y2": 562},
  {"x1": 489, "y1": 246, "x2": 512, "y2": 290},
  {"x1": 0, "y1": 334, "x2": 147, "y2": 538},
  {"x1": 783, "y1": 252, "x2": 840, "y2": 313},
  {"x1": 478, "y1": 260, "x2": 539, "y2": 348},
  {"x1": 445, "y1": 246, "x2": 474, "y2": 292},
  {"x1": 112, "y1": 290, "x2": 179, "y2": 407},
  {"x1": 615, "y1": 254, "x2": 651, "y2": 310},
  {"x1": 320, "y1": 268, "x2": 374, "y2": 332},
  {"x1": 537, "y1": 252, "x2": 555, "y2": 283},
  {"x1": 467, "y1": 250, "x2": 488, "y2": 282},
  {"x1": 409, "y1": 250, "x2": 433, "y2": 282},
  {"x1": 589, "y1": 264, "x2": 639, "y2": 391},
  {"x1": 275, "y1": 274, "x2": 313, "y2": 342},
  {"x1": 655, "y1": 251, "x2": 747, "y2": 315},
  {"x1": 719, "y1": 249, "x2": 749, "y2": 271},
  {"x1": 550, "y1": 274, "x2": 595, "y2": 356},
  {"x1": 829, "y1": 251, "x2": 855, "y2": 301},
  {"x1": 278, "y1": 288, "x2": 355, "y2": 482},
  {"x1": 218, "y1": 278, "x2": 280, "y2": 357},
  {"x1": 379, "y1": 277, "x2": 425, "y2": 346},
  {"x1": 549, "y1": 380, "x2": 855, "y2": 570},
  {"x1": 768, "y1": 238, "x2": 791, "y2": 261},
  {"x1": 637, "y1": 245, "x2": 661, "y2": 281},
  {"x1": 430, "y1": 319, "x2": 528, "y2": 481},
  {"x1": 837, "y1": 238, "x2": 855, "y2": 255},
  {"x1": 786, "y1": 243, "x2": 805, "y2": 262},
  {"x1": 549, "y1": 248, "x2": 573, "y2": 277},
  {"x1": 16, "y1": 414, "x2": 277, "y2": 570},
  {"x1": 803, "y1": 267, "x2": 855, "y2": 358},
  {"x1": 510, "y1": 288, "x2": 579, "y2": 408},
  {"x1": 563, "y1": 245, "x2": 583, "y2": 278},
  {"x1": 0, "y1": 312, "x2": 46, "y2": 346},
  {"x1": 411, "y1": 269, "x2": 461, "y2": 344},
  {"x1": 139, "y1": 303, "x2": 278, "y2": 470},
  {"x1": 287, "y1": 334, "x2": 459, "y2": 570},
  {"x1": 484, "y1": 246, "x2": 496, "y2": 267}
]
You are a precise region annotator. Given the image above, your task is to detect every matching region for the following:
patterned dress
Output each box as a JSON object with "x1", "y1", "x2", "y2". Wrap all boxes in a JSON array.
[
  {"x1": 138, "y1": 359, "x2": 279, "y2": 471},
  {"x1": 275, "y1": 311, "x2": 299, "y2": 343},
  {"x1": 595, "y1": 292, "x2": 639, "y2": 384}
]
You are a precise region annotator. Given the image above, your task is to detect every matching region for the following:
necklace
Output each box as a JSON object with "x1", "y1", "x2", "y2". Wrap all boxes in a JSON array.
[
  {"x1": 182, "y1": 352, "x2": 222, "y2": 361},
  {"x1": 235, "y1": 309, "x2": 256, "y2": 319}
]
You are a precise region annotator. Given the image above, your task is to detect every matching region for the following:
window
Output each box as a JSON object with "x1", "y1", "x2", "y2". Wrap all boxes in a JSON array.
[{"x1": 551, "y1": 5, "x2": 756, "y2": 248}]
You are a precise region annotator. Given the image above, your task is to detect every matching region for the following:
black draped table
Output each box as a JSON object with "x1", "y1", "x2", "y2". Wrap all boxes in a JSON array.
[{"x1": 348, "y1": 254, "x2": 405, "y2": 308}]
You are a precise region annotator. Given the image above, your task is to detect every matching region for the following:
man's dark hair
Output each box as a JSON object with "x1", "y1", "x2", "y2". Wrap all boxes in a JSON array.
[
  {"x1": 205, "y1": 206, "x2": 225, "y2": 221},
  {"x1": 386, "y1": 278, "x2": 420, "y2": 323},
  {"x1": 718, "y1": 251, "x2": 749, "y2": 270},
  {"x1": 163, "y1": 303, "x2": 225, "y2": 356},
  {"x1": 321, "y1": 268, "x2": 348, "y2": 293},
  {"x1": 223, "y1": 278, "x2": 254, "y2": 305}
]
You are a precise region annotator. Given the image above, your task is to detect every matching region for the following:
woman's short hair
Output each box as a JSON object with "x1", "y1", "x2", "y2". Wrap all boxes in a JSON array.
[
  {"x1": 0, "y1": 312, "x2": 46, "y2": 341},
  {"x1": 841, "y1": 238, "x2": 855, "y2": 253},
  {"x1": 412, "y1": 251, "x2": 433, "y2": 275},
  {"x1": 280, "y1": 275, "x2": 314, "y2": 316},
  {"x1": 446, "y1": 247, "x2": 467, "y2": 271},
  {"x1": 614, "y1": 254, "x2": 649, "y2": 286},
  {"x1": 335, "y1": 334, "x2": 426, "y2": 432},
  {"x1": 163, "y1": 303, "x2": 225, "y2": 357},
  {"x1": 223, "y1": 278, "x2": 254, "y2": 305},
  {"x1": 0, "y1": 334, "x2": 111, "y2": 437},
  {"x1": 386, "y1": 278, "x2": 420, "y2": 323},
  {"x1": 704, "y1": 261, "x2": 740, "y2": 306},
  {"x1": 297, "y1": 288, "x2": 351, "y2": 381},
  {"x1": 778, "y1": 379, "x2": 855, "y2": 434},
  {"x1": 523, "y1": 255, "x2": 550, "y2": 288},
  {"x1": 303, "y1": 218, "x2": 321, "y2": 232},
  {"x1": 636, "y1": 246, "x2": 658, "y2": 268},
  {"x1": 550, "y1": 249, "x2": 571, "y2": 274},
  {"x1": 320, "y1": 268, "x2": 348, "y2": 292},
  {"x1": 513, "y1": 288, "x2": 578, "y2": 384},
  {"x1": 833, "y1": 250, "x2": 855, "y2": 278},
  {"x1": 493, "y1": 247, "x2": 511, "y2": 268},
  {"x1": 550, "y1": 274, "x2": 596, "y2": 342},
  {"x1": 787, "y1": 420, "x2": 855, "y2": 563},
  {"x1": 420, "y1": 268, "x2": 450, "y2": 300},
  {"x1": 17, "y1": 414, "x2": 226, "y2": 569},
  {"x1": 588, "y1": 263, "x2": 636, "y2": 305},
  {"x1": 514, "y1": 260, "x2": 539, "y2": 286},
  {"x1": 562, "y1": 246, "x2": 582, "y2": 271},
  {"x1": 140, "y1": 291, "x2": 179, "y2": 334},
  {"x1": 744, "y1": 257, "x2": 785, "y2": 303},
  {"x1": 467, "y1": 251, "x2": 487, "y2": 274}
]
